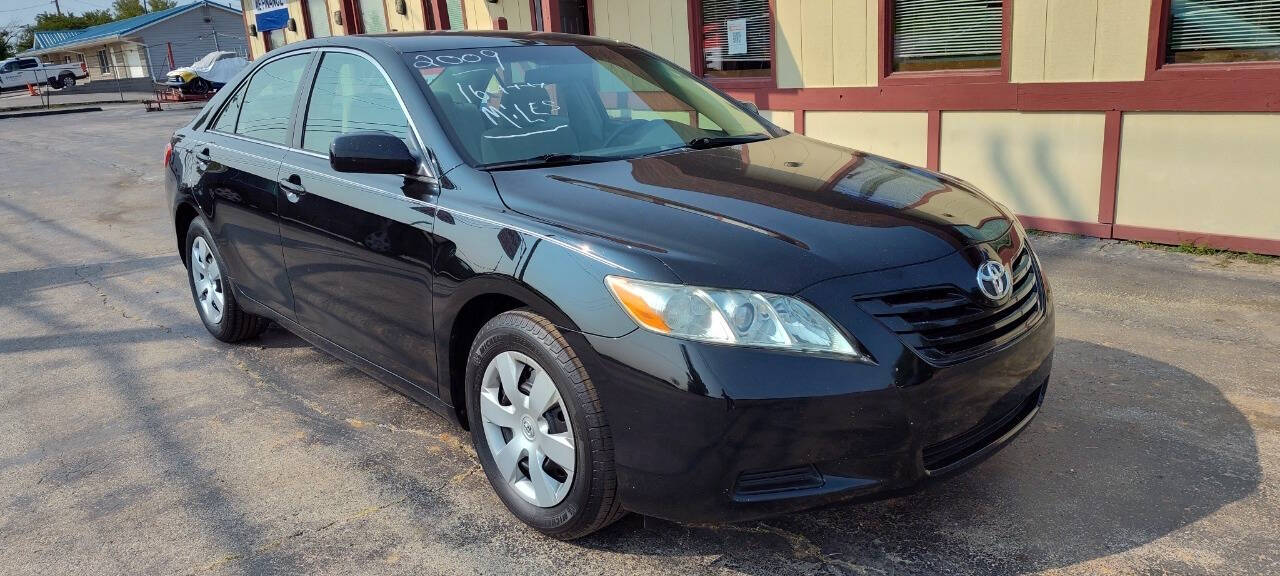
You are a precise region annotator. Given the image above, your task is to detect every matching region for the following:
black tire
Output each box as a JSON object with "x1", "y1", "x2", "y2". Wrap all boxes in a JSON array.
[
  {"x1": 465, "y1": 310, "x2": 625, "y2": 539},
  {"x1": 184, "y1": 216, "x2": 269, "y2": 342},
  {"x1": 47, "y1": 77, "x2": 63, "y2": 90},
  {"x1": 62, "y1": 74, "x2": 76, "y2": 88}
]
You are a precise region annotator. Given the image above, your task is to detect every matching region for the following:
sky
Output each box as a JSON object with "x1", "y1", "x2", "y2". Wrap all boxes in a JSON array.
[
  {"x1": 1, "y1": 0, "x2": 240, "y2": 32},
  {"x1": 1, "y1": 0, "x2": 119, "y2": 30}
]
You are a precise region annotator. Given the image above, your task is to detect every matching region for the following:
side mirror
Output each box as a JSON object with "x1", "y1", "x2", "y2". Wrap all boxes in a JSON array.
[
  {"x1": 330, "y1": 131, "x2": 419, "y2": 175},
  {"x1": 737, "y1": 100, "x2": 759, "y2": 115}
]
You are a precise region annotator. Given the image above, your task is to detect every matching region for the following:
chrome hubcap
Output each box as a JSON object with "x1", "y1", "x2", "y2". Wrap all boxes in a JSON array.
[
  {"x1": 480, "y1": 351, "x2": 575, "y2": 508},
  {"x1": 190, "y1": 237, "x2": 225, "y2": 324}
]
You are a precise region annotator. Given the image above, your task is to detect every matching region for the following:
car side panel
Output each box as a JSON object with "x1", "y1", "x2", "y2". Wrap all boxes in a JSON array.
[
  {"x1": 183, "y1": 132, "x2": 295, "y2": 317},
  {"x1": 277, "y1": 150, "x2": 440, "y2": 392}
]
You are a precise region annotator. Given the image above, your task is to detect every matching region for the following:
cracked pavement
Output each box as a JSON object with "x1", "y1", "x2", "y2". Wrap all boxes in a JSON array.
[{"x1": 1, "y1": 106, "x2": 1278, "y2": 575}]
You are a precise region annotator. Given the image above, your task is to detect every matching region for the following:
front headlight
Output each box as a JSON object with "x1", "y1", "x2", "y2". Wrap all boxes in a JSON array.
[{"x1": 605, "y1": 276, "x2": 868, "y2": 360}]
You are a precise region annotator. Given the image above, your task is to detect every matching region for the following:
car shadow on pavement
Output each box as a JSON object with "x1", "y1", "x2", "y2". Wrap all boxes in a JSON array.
[{"x1": 574, "y1": 338, "x2": 1263, "y2": 575}]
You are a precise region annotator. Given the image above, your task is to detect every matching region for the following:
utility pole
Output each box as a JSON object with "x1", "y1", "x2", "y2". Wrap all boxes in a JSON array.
[{"x1": 53, "y1": 0, "x2": 62, "y2": 16}]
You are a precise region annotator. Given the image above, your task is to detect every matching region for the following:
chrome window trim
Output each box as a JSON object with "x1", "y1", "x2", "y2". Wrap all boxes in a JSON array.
[{"x1": 206, "y1": 46, "x2": 434, "y2": 181}]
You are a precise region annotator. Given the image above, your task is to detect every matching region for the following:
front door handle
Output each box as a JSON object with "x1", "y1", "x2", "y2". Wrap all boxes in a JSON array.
[{"x1": 279, "y1": 173, "x2": 306, "y2": 203}]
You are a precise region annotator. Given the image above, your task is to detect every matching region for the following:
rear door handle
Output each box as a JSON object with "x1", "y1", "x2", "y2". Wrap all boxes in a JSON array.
[
  {"x1": 280, "y1": 173, "x2": 306, "y2": 202},
  {"x1": 194, "y1": 147, "x2": 212, "y2": 170}
]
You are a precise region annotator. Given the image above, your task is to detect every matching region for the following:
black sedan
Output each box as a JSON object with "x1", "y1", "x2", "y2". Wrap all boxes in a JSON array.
[{"x1": 165, "y1": 32, "x2": 1053, "y2": 539}]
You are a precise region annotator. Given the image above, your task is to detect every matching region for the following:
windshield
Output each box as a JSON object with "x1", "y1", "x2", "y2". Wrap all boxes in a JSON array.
[{"x1": 403, "y1": 45, "x2": 775, "y2": 168}]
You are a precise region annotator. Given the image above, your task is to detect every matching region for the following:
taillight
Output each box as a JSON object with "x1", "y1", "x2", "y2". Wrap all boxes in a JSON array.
[
  {"x1": 80, "y1": 62, "x2": 87, "y2": 74},
  {"x1": 164, "y1": 141, "x2": 174, "y2": 167}
]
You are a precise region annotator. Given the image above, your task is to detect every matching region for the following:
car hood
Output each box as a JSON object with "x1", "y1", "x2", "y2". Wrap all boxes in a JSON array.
[{"x1": 490, "y1": 133, "x2": 1012, "y2": 294}]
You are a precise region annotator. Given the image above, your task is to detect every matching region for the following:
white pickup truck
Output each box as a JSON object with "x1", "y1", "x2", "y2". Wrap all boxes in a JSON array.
[{"x1": 0, "y1": 56, "x2": 90, "y2": 91}]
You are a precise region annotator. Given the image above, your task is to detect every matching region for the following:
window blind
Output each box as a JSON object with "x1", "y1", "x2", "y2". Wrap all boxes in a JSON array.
[
  {"x1": 446, "y1": 0, "x2": 464, "y2": 30},
  {"x1": 700, "y1": 0, "x2": 772, "y2": 77},
  {"x1": 1168, "y1": 0, "x2": 1280, "y2": 53},
  {"x1": 893, "y1": 0, "x2": 1003, "y2": 63}
]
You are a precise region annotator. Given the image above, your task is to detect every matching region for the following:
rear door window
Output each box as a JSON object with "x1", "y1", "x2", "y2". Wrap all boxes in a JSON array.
[
  {"x1": 301, "y1": 52, "x2": 413, "y2": 154},
  {"x1": 230, "y1": 54, "x2": 309, "y2": 145}
]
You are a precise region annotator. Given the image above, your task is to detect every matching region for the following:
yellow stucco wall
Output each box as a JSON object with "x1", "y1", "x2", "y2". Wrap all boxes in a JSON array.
[
  {"x1": 760, "y1": 110, "x2": 795, "y2": 132},
  {"x1": 1012, "y1": 0, "x2": 1150, "y2": 83},
  {"x1": 939, "y1": 112, "x2": 1104, "y2": 222},
  {"x1": 775, "y1": 0, "x2": 878, "y2": 88},
  {"x1": 592, "y1": 0, "x2": 692, "y2": 69},
  {"x1": 1115, "y1": 113, "x2": 1280, "y2": 240},
  {"x1": 462, "y1": 0, "x2": 533, "y2": 31},
  {"x1": 805, "y1": 111, "x2": 929, "y2": 167}
]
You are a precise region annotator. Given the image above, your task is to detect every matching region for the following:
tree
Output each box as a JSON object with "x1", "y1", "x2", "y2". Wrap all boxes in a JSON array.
[
  {"x1": 16, "y1": 10, "x2": 115, "y2": 53},
  {"x1": 112, "y1": 0, "x2": 148, "y2": 20},
  {"x1": 0, "y1": 29, "x2": 15, "y2": 61},
  {"x1": 149, "y1": 0, "x2": 178, "y2": 12}
]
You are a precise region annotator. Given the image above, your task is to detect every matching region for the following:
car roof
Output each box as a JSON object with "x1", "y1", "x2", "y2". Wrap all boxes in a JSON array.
[{"x1": 285, "y1": 30, "x2": 628, "y2": 54}]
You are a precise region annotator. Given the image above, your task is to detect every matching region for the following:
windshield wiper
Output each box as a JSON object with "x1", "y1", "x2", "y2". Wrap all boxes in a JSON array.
[
  {"x1": 686, "y1": 133, "x2": 770, "y2": 149},
  {"x1": 479, "y1": 153, "x2": 618, "y2": 171}
]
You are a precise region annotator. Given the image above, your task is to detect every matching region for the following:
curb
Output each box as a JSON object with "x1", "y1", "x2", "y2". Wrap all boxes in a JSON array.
[
  {"x1": 0, "y1": 106, "x2": 105, "y2": 120},
  {"x1": 0, "y1": 98, "x2": 148, "y2": 113}
]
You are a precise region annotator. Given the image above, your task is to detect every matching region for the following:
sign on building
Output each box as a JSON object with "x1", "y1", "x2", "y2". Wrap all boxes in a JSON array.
[{"x1": 254, "y1": 0, "x2": 290, "y2": 32}]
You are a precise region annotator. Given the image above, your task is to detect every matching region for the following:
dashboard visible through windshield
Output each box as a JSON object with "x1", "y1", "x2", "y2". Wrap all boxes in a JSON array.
[{"x1": 403, "y1": 44, "x2": 774, "y2": 169}]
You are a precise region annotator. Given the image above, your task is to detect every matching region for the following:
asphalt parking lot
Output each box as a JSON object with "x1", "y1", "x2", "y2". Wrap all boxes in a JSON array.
[{"x1": 1, "y1": 106, "x2": 1277, "y2": 575}]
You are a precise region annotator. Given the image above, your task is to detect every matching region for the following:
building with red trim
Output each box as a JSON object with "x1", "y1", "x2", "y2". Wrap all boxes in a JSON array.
[{"x1": 239, "y1": 0, "x2": 1280, "y2": 255}]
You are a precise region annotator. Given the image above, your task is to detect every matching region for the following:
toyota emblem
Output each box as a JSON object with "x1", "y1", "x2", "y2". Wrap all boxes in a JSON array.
[{"x1": 976, "y1": 260, "x2": 1012, "y2": 301}]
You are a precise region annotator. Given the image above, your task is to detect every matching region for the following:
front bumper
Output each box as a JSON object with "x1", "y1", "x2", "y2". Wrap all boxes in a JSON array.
[{"x1": 574, "y1": 250, "x2": 1055, "y2": 523}]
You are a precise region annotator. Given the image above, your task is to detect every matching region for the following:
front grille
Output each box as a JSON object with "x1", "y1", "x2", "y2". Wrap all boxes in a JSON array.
[
  {"x1": 734, "y1": 465, "x2": 824, "y2": 496},
  {"x1": 922, "y1": 384, "x2": 1045, "y2": 471},
  {"x1": 855, "y1": 249, "x2": 1044, "y2": 365}
]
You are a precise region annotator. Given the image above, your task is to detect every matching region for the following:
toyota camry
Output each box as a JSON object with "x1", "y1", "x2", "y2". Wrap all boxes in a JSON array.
[{"x1": 165, "y1": 32, "x2": 1053, "y2": 539}]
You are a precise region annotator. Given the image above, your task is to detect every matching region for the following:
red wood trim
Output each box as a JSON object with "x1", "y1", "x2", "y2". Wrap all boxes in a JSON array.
[
  {"x1": 720, "y1": 75, "x2": 1280, "y2": 113},
  {"x1": 586, "y1": 0, "x2": 595, "y2": 35},
  {"x1": 1097, "y1": 110, "x2": 1122, "y2": 225},
  {"x1": 543, "y1": 0, "x2": 560, "y2": 32},
  {"x1": 1017, "y1": 215, "x2": 1113, "y2": 239},
  {"x1": 423, "y1": 0, "x2": 445, "y2": 30},
  {"x1": 1145, "y1": 0, "x2": 1170, "y2": 80},
  {"x1": 1152, "y1": 61, "x2": 1280, "y2": 81},
  {"x1": 1112, "y1": 225, "x2": 1280, "y2": 256},
  {"x1": 879, "y1": 0, "x2": 1011, "y2": 85},
  {"x1": 926, "y1": 109, "x2": 941, "y2": 171},
  {"x1": 341, "y1": 0, "x2": 360, "y2": 35},
  {"x1": 530, "y1": 0, "x2": 544, "y2": 31},
  {"x1": 793, "y1": 109, "x2": 804, "y2": 134}
]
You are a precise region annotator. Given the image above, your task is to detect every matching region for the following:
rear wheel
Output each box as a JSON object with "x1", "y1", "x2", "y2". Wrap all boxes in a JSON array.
[
  {"x1": 61, "y1": 74, "x2": 76, "y2": 88},
  {"x1": 465, "y1": 310, "x2": 625, "y2": 539},
  {"x1": 184, "y1": 217, "x2": 269, "y2": 342}
]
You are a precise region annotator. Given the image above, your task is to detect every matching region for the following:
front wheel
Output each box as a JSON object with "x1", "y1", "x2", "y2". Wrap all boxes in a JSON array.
[{"x1": 465, "y1": 310, "x2": 625, "y2": 539}]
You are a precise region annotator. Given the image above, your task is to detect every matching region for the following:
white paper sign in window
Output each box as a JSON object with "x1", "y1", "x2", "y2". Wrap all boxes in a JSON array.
[{"x1": 726, "y1": 18, "x2": 748, "y2": 56}]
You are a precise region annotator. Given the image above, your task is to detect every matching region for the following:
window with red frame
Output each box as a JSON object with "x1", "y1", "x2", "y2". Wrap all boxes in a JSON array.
[
  {"x1": 891, "y1": 0, "x2": 1003, "y2": 73},
  {"x1": 1165, "y1": 0, "x2": 1280, "y2": 64},
  {"x1": 698, "y1": 0, "x2": 773, "y2": 80}
]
